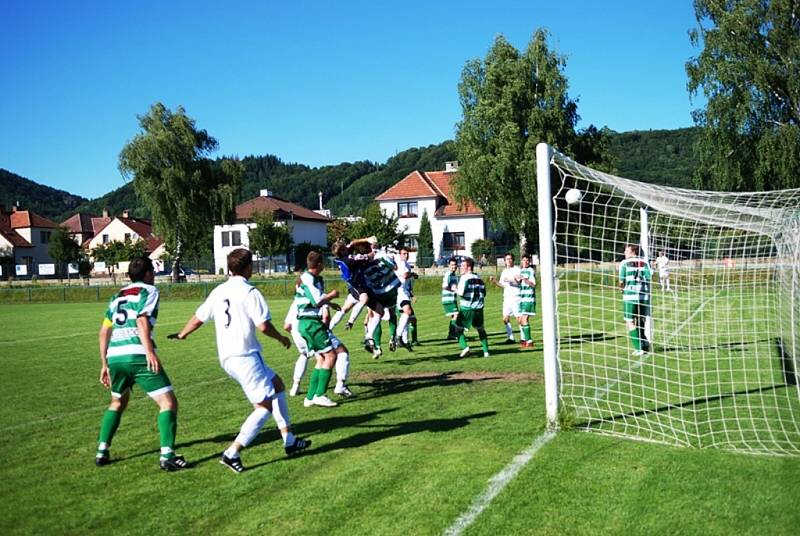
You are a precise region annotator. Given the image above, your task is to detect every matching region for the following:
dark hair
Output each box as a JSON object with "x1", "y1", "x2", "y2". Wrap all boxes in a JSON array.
[
  {"x1": 128, "y1": 257, "x2": 154, "y2": 283},
  {"x1": 227, "y1": 248, "x2": 253, "y2": 276},
  {"x1": 463, "y1": 257, "x2": 475, "y2": 270},
  {"x1": 627, "y1": 244, "x2": 640, "y2": 255},
  {"x1": 521, "y1": 253, "x2": 531, "y2": 260},
  {"x1": 333, "y1": 240, "x2": 349, "y2": 259},
  {"x1": 307, "y1": 250, "x2": 323, "y2": 268},
  {"x1": 505, "y1": 252, "x2": 515, "y2": 259},
  {"x1": 399, "y1": 247, "x2": 409, "y2": 254},
  {"x1": 448, "y1": 257, "x2": 457, "y2": 264}
]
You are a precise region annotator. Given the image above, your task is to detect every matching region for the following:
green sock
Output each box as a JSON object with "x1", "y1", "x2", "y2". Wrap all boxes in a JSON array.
[
  {"x1": 459, "y1": 331, "x2": 468, "y2": 349},
  {"x1": 522, "y1": 325, "x2": 531, "y2": 342},
  {"x1": 98, "y1": 409, "x2": 121, "y2": 451},
  {"x1": 629, "y1": 328, "x2": 641, "y2": 351},
  {"x1": 388, "y1": 310, "x2": 398, "y2": 339},
  {"x1": 479, "y1": 329, "x2": 489, "y2": 353},
  {"x1": 157, "y1": 410, "x2": 177, "y2": 459},
  {"x1": 306, "y1": 369, "x2": 320, "y2": 400},
  {"x1": 374, "y1": 322, "x2": 382, "y2": 349},
  {"x1": 409, "y1": 319, "x2": 417, "y2": 342},
  {"x1": 315, "y1": 368, "x2": 333, "y2": 397}
]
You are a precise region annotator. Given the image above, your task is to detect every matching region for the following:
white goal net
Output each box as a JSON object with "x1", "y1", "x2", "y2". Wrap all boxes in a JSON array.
[{"x1": 542, "y1": 146, "x2": 800, "y2": 456}]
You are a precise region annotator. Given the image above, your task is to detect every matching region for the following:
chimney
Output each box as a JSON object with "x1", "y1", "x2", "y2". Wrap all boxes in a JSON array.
[
  {"x1": 12, "y1": 205, "x2": 18, "y2": 212},
  {"x1": 318, "y1": 191, "x2": 323, "y2": 210},
  {"x1": 122, "y1": 210, "x2": 129, "y2": 218},
  {"x1": 102, "y1": 208, "x2": 109, "y2": 218},
  {"x1": 260, "y1": 189, "x2": 272, "y2": 197},
  {"x1": 445, "y1": 161, "x2": 459, "y2": 173}
]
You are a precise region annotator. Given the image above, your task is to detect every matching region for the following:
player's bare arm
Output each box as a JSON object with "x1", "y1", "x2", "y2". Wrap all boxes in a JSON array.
[
  {"x1": 168, "y1": 315, "x2": 204, "y2": 340},
  {"x1": 136, "y1": 315, "x2": 161, "y2": 373},
  {"x1": 258, "y1": 320, "x2": 291, "y2": 349},
  {"x1": 98, "y1": 323, "x2": 112, "y2": 388}
]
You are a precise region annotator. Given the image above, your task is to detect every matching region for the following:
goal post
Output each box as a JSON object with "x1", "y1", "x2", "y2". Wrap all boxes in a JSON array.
[{"x1": 536, "y1": 142, "x2": 800, "y2": 455}]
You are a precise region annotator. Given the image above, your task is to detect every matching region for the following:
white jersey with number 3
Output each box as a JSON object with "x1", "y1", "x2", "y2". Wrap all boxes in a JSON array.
[{"x1": 195, "y1": 276, "x2": 271, "y2": 363}]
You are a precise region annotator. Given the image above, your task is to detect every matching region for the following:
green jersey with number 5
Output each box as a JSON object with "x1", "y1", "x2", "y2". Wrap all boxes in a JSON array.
[{"x1": 103, "y1": 282, "x2": 159, "y2": 364}]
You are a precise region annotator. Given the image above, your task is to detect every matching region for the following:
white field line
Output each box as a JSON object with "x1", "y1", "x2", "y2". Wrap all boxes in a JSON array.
[
  {"x1": 588, "y1": 289, "x2": 723, "y2": 405},
  {"x1": 442, "y1": 431, "x2": 556, "y2": 536},
  {"x1": 0, "y1": 321, "x2": 186, "y2": 345}
]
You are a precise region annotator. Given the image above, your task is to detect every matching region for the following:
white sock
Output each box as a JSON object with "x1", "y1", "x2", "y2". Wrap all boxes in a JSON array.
[
  {"x1": 271, "y1": 392, "x2": 293, "y2": 442},
  {"x1": 335, "y1": 352, "x2": 350, "y2": 388},
  {"x1": 234, "y1": 406, "x2": 271, "y2": 448},
  {"x1": 329, "y1": 309, "x2": 346, "y2": 330},
  {"x1": 367, "y1": 312, "x2": 381, "y2": 339},
  {"x1": 519, "y1": 325, "x2": 525, "y2": 340},
  {"x1": 505, "y1": 322, "x2": 513, "y2": 339},
  {"x1": 293, "y1": 353, "x2": 309, "y2": 382},
  {"x1": 396, "y1": 313, "x2": 410, "y2": 340},
  {"x1": 348, "y1": 301, "x2": 366, "y2": 324}
]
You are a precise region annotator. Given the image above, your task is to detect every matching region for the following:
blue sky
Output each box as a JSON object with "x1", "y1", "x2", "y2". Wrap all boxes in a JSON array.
[{"x1": 1, "y1": 1, "x2": 703, "y2": 199}]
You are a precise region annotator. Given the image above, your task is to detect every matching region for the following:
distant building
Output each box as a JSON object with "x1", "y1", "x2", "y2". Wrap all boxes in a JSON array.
[
  {"x1": 86, "y1": 211, "x2": 165, "y2": 273},
  {"x1": 0, "y1": 204, "x2": 58, "y2": 277},
  {"x1": 375, "y1": 161, "x2": 486, "y2": 266},
  {"x1": 61, "y1": 208, "x2": 112, "y2": 245},
  {"x1": 213, "y1": 190, "x2": 332, "y2": 274}
]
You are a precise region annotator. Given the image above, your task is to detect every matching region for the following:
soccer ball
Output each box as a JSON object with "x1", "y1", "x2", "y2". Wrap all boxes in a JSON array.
[{"x1": 565, "y1": 188, "x2": 583, "y2": 205}]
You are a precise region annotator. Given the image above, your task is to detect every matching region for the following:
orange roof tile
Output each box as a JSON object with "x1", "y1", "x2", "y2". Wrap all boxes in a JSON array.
[
  {"x1": 425, "y1": 171, "x2": 484, "y2": 217},
  {"x1": 374, "y1": 171, "x2": 440, "y2": 201},
  {"x1": 10, "y1": 210, "x2": 58, "y2": 229},
  {"x1": 61, "y1": 213, "x2": 98, "y2": 234},
  {"x1": 236, "y1": 195, "x2": 332, "y2": 222}
]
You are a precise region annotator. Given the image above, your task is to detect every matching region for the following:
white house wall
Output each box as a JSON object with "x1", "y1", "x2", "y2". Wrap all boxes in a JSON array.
[{"x1": 14, "y1": 226, "x2": 56, "y2": 269}]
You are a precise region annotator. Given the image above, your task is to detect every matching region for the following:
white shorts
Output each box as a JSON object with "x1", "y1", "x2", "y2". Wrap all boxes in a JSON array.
[
  {"x1": 329, "y1": 331, "x2": 343, "y2": 350},
  {"x1": 659, "y1": 271, "x2": 670, "y2": 279},
  {"x1": 221, "y1": 354, "x2": 277, "y2": 404},
  {"x1": 397, "y1": 287, "x2": 412, "y2": 307},
  {"x1": 502, "y1": 297, "x2": 521, "y2": 317}
]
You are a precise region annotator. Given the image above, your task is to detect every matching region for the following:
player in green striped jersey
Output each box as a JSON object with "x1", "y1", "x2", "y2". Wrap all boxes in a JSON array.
[
  {"x1": 95, "y1": 257, "x2": 187, "y2": 471},
  {"x1": 454, "y1": 257, "x2": 490, "y2": 357},
  {"x1": 518, "y1": 254, "x2": 537, "y2": 348},
  {"x1": 295, "y1": 250, "x2": 341, "y2": 407},
  {"x1": 441, "y1": 258, "x2": 459, "y2": 340},
  {"x1": 619, "y1": 244, "x2": 652, "y2": 356}
]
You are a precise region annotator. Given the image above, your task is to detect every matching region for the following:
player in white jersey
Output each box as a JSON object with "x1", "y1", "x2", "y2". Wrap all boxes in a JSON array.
[
  {"x1": 655, "y1": 251, "x2": 672, "y2": 292},
  {"x1": 489, "y1": 253, "x2": 522, "y2": 344},
  {"x1": 392, "y1": 247, "x2": 416, "y2": 350},
  {"x1": 170, "y1": 248, "x2": 310, "y2": 473}
]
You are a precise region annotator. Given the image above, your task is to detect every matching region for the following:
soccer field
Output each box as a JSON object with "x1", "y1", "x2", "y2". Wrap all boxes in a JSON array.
[{"x1": 1, "y1": 288, "x2": 799, "y2": 535}]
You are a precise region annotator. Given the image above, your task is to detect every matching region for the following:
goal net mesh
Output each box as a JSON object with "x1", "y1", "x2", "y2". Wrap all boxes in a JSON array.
[{"x1": 548, "y1": 149, "x2": 800, "y2": 455}]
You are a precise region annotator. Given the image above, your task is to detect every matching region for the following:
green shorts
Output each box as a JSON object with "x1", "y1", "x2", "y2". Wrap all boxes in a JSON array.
[
  {"x1": 298, "y1": 318, "x2": 333, "y2": 353},
  {"x1": 520, "y1": 301, "x2": 536, "y2": 315},
  {"x1": 456, "y1": 308, "x2": 484, "y2": 331},
  {"x1": 109, "y1": 360, "x2": 173, "y2": 399},
  {"x1": 623, "y1": 300, "x2": 650, "y2": 321},
  {"x1": 442, "y1": 302, "x2": 458, "y2": 315}
]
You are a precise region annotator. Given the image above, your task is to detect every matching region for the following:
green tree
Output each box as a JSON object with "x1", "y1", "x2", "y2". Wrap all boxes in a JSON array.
[
  {"x1": 118, "y1": 102, "x2": 243, "y2": 282},
  {"x1": 48, "y1": 227, "x2": 81, "y2": 283},
  {"x1": 327, "y1": 218, "x2": 353, "y2": 247},
  {"x1": 687, "y1": 0, "x2": 800, "y2": 190},
  {"x1": 349, "y1": 204, "x2": 406, "y2": 247},
  {"x1": 248, "y1": 210, "x2": 293, "y2": 274},
  {"x1": 470, "y1": 239, "x2": 494, "y2": 262},
  {"x1": 92, "y1": 239, "x2": 147, "y2": 284},
  {"x1": 454, "y1": 30, "x2": 611, "y2": 253},
  {"x1": 416, "y1": 209, "x2": 434, "y2": 267}
]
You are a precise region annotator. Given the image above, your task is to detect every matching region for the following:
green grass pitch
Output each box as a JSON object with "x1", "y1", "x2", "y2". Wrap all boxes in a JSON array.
[{"x1": 1, "y1": 284, "x2": 798, "y2": 535}]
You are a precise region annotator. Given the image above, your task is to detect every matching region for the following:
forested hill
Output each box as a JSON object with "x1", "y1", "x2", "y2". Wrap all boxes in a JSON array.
[
  {"x1": 2, "y1": 127, "x2": 700, "y2": 222},
  {"x1": 0, "y1": 169, "x2": 87, "y2": 220}
]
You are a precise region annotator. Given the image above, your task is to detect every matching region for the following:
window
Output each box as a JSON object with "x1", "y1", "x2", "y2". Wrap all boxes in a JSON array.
[
  {"x1": 221, "y1": 230, "x2": 242, "y2": 248},
  {"x1": 398, "y1": 201, "x2": 418, "y2": 218},
  {"x1": 102, "y1": 234, "x2": 109, "y2": 244},
  {"x1": 124, "y1": 233, "x2": 131, "y2": 241},
  {"x1": 39, "y1": 231, "x2": 51, "y2": 244},
  {"x1": 405, "y1": 235, "x2": 419, "y2": 251},
  {"x1": 443, "y1": 232, "x2": 465, "y2": 250}
]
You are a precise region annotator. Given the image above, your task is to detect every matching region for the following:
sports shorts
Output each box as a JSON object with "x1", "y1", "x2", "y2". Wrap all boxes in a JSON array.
[
  {"x1": 221, "y1": 353, "x2": 277, "y2": 404},
  {"x1": 456, "y1": 308, "x2": 485, "y2": 331},
  {"x1": 298, "y1": 318, "x2": 334, "y2": 353},
  {"x1": 109, "y1": 360, "x2": 173, "y2": 399},
  {"x1": 502, "y1": 297, "x2": 521, "y2": 318},
  {"x1": 623, "y1": 300, "x2": 651, "y2": 321}
]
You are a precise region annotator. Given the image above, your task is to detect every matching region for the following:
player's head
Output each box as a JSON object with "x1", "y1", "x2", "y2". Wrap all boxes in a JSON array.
[
  {"x1": 228, "y1": 248, "x2": 253, "y2": 278},
  {"x1": 333, "y1": 240, "x2": 349, "y2": 259},
  {"x1": 448, "y1": 258, "x2": 457, "y2": 271},
  {"x1": 128, "y1": 257, "x2": 154, "y2": 284},
  {"x1": 504, "y1": 253, "x2": 514, "y2": 267},
  {"x1": 521, "y1": 254, "x2": 530, "y2": 268},
  {"x1": 461, "y1": 257, "x2": 474, "y2": 274},
  {"x1": 399, "y1": 247, "x2": 409, "y2": 260},
  {"x1": 625, "y1": 244, "x2": 639, "y2": 258},
  {"x1": 306, "y1": 250, "x2": 324, "y2": 273}
]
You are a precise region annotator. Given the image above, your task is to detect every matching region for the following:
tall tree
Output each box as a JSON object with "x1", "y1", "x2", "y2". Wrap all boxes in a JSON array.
[
  {"x1": 416, "y1": 209, "x2": 434, "y2": 267},
  {"x1": 248, "y1": 210, "x2": 293, "y2": 274},
  {"x1": 48, "y1": 227, "x2": 81, "y2": 283},
  {"x1": 687, "y1": 0, "x2": 800, "y2": 190},
  {"x1": 454, "y1": 30, "x2": 611, "y2": 252},
  {"x1": 118, "y1": 103, "x2": 243, "y2": 281}
]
